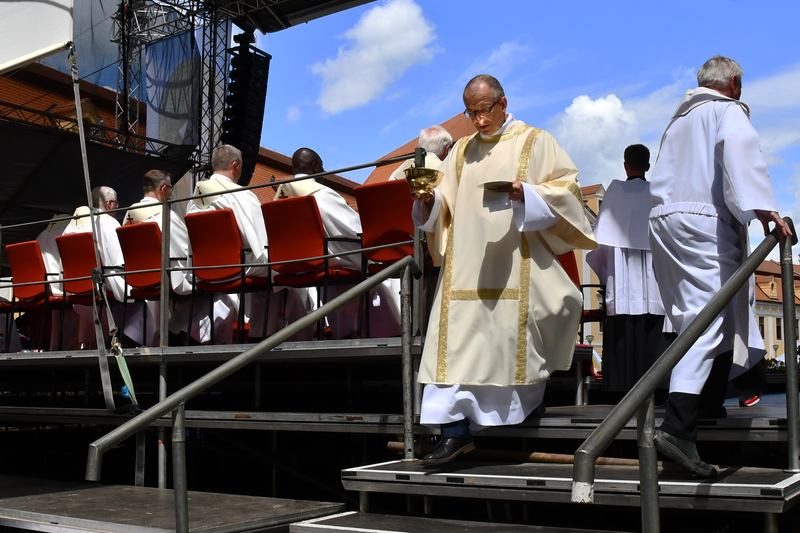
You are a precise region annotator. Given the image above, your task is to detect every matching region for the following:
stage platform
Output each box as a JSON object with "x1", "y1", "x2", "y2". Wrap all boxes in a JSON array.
[
  {"x1": 342, "y1": 459, "x2": 800, "y2": 514},
  {"x1": 0, "y1": 400, "x2": 792, "y2": 440},
  {"x1": 0, "y1": 475, "x2": 343, "y2": 533},
  {"x1": 291, "y1": 511, "x2": 613, "y2": 533},
  {"x1": 0, "y1": 338, "x2": 423, "y2": 368}
]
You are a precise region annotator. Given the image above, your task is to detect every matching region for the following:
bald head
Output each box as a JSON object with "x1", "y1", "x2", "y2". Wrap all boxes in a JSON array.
[{"x1": 292, "y1": 148, "x2": 324, "y2": 176}]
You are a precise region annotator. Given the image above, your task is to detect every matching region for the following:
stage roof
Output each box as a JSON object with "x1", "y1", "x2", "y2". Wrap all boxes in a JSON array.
[{"x1": 218, "y1": 0, "x2": 376, "y2": 34}]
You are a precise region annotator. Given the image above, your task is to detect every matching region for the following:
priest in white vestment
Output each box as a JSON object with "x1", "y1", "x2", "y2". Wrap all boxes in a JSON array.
[
  {"x1": 61, "y1": 186, "x2": 129, "y2": 346},
  {"x1": 37, "y1": 213, "x2": 81, "y2": 350},
  {"x1": 186, "y1": 144, "x2": 292, "y2": 343},
  {"x1": 273, "y1": 148, "x2": 400, "y2": 339},
  {"x1": 413, "y1": 75, "x2": 596, "y2": 464},
  {"x1": 389, "y1": 125, "x2": 452, "y2": 181},
  {"x1": 123, "y1": 170, "x2": 198, "y2": 345},
  {"x1": 648, "y1": 56, "x2": 792, "y2": 478},
  {"x1": 586, "y1": 144, "x2": 674, "y2": 399}
]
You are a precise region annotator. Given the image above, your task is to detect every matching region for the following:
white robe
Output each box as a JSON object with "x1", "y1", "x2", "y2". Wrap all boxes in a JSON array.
[
  {"x1": 275, "y1": 177, "x2": 401, "y2": 339},
  {"x1": 649, "y1": 88, "x2": 776, "y2": 394},
  {"x1": 586, "y1": 179, "x2": 670, "y2": 321}
]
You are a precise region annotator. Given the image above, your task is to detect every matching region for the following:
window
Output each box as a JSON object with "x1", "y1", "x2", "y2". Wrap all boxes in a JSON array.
[
  {"x1": 759, "y1": 316, "x2": 765, "y2": 337},
  {"x1": 777, "y1": 317, "x2": 783, "y2": 341}
]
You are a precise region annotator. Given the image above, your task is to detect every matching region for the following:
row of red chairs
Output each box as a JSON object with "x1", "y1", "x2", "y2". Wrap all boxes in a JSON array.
[{"x1": 3, "y1": 179, "x2": 415, "y2": 349}]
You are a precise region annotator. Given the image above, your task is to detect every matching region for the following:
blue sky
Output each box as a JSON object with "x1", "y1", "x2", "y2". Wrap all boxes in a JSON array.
[{"x1": 254, "y1": 0, "x2": 800, "y2": 254}]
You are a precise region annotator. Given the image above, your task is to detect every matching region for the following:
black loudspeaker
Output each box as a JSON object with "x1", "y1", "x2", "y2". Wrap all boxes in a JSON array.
[{"x1": 221, "y1": 37, "x2": 271, "y2": 187}]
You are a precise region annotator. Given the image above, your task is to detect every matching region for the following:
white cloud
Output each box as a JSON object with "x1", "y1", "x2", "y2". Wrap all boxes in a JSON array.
[
  {"x1": 555, "y1": 94, "x2": 639, "y2": 186},
  {"x1": 311, "y1": 0, "x2": 439, "y2": 114},
  {"x1": 286, "y1": 106, "x2": 302, "y2": 123},
  {"x1": 744, "y1": 64, "x2": 800, "y2": 110}
]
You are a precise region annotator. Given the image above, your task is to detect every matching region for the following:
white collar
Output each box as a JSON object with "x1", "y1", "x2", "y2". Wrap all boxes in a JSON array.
[
  {"x1": 211, "y1": 173, "x2": 234, "y2": 183},
  {"x1": 139, "y1": 196, "x2": 159, "y2": 204},
  {"x1": 478, "y1": 113, "x2": 515, "y2": 138}
]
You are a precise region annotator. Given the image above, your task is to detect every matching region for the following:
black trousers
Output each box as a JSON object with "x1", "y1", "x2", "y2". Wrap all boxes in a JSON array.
[{"x1": 660, "y1": 350, "x2": 733, "y2": 442}]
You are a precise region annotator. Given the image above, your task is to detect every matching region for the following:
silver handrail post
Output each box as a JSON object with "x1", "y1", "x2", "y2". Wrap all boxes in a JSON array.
[
  {"x1": 780, "y1": 231, "x2": 800, "y2": 472},
  {"x1": 159, "y1": 198, "x2": 171, "y2": 346},
  {"x1": 159, "y1": 198, "x2": 172, "y2": 489},
  {"x1": 638, "y1": 394, "x2": 660, "y2": 533},
  {"x1": 401, "y1": 264, "x2": 414, "y2": 460},
  {"x1": 172, "y1": 403, "x2": 189, "y2": 533}
]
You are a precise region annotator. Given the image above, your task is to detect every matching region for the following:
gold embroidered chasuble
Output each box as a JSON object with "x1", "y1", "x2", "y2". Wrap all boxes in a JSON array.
[{"x1": 419, "y1": 121, "x2": 596, "y2": 387}]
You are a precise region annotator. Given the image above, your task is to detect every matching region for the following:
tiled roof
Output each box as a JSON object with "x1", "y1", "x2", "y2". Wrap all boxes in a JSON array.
[
  {"x1": 250, "y1": 147, "x2": 359, "y2": 210},
  {"x1": 364, "y1": 114, "x2": 477, "y2": 184},
  {"x1": 582, "y1": 184, "x2": 603, "y2": 196}
]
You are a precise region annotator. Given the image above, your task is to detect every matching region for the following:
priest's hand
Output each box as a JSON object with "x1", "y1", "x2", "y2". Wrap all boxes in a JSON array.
[
  {"x1": 755, "y1": 210, "x2": 793, "y2": 239},
  {"x1": 493, "y1": 181, "x2": 525, "y2": 202}
]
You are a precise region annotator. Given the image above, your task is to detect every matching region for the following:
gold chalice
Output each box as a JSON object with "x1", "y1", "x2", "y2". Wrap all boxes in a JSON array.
[{"x1": 405, "y1": 167, "x2": 443, "y2": 199}]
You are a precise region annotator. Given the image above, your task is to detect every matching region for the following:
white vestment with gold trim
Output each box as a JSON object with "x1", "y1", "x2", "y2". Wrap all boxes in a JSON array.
[{"x1": 416, "y1": 117, "x2": 596, "y2": 428}]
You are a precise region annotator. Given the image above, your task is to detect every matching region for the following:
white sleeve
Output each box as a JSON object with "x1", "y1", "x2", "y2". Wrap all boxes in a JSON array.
[
  {"x1": 512, "y1": 182, "x2": 557, "y2": 232},
  {"x1": 411, "y1": 189, "x2": 441, "y2": 232}
]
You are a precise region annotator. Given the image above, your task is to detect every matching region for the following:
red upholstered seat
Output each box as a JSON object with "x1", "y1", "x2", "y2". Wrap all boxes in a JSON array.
[
  {"x1": 354, "y1": 180, "x2": 414, "y2": 267},
  {"x1": 184, "y1": 208, "x2": 271, "y2": 343},
  {"x1": 262, "y1": 196, "x2": 363, "y2": 338},
  {"x1": 6, "y1": 240, "x2": 67, "y2": 349}
]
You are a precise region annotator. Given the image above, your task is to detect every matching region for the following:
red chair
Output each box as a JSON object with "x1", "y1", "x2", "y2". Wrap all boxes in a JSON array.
[
  {"x1": 354, "y1": 180, "x2": 414, "y2": 273},
  {"x1": 183, "y1": 208, "x2": 271, "y2": 343},
  {"x1": 262, "y1": 196, "x2": 362, "y2": 339},
  {"x1": 6, "y1": 240, "x2": 66, "y2": 350},
  {"x1": 354, "y1": 180, "x2": 415, "y2": 335},
  {"x1": 116, "y1": 222, "x2": 170, "y2": 346},
  {"x1": 55, "y1": 232, "x2": 121, "y2": 347}
]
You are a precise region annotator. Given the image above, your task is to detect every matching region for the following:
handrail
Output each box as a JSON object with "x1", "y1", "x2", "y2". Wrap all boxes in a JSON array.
[
  {"x1": 572, "y1": 218, "x2": 798, "y2": 507},
  {"x1": 85, "y1": 254, "x2": 417, "y2": 481}
]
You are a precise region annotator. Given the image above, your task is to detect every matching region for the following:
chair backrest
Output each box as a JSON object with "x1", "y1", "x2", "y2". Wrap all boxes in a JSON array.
[
  {"x1": 55, "y1": 232, "x2": 99, "y2": 295},
  {"x1": 262, "y1": 196, "x2": 327, "y2": 275},
  {"x1": 354, "y1": 180, "x2": 414, "y2": 263},
  {"x1": 558, "y1": 251, "x2": 580, "y2": 288},
  {"x1": 116, "y1": 222, "x2": 162, "y2": 289},
  {"x1": 184, "y1": 208, "x2": 245, "y2": 282},
  {"x1": 6, "y1": 241, "x2": 49, "y2": 301}
]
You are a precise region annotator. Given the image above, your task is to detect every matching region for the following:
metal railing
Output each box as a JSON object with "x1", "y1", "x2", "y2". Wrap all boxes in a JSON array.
[{"x1": 571, "y1": 219, "x2": 799, "y2": 533}]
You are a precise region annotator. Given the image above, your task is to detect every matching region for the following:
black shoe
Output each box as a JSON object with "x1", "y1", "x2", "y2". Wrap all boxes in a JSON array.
[
  {"x1": 698, "y1": 405, "x2": 727, "y2": 419},
  {"x1": 654, "y1": 430, "x2": 716, "y2": 478},
  {"x1": 522, "y1": 403, "x2": 546, "y2": 423},
  {"x1": 422, "y1": 437, "x2": 475, "y2": 465}
]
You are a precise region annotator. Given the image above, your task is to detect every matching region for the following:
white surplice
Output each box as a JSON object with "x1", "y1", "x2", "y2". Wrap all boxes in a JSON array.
[
  {"x1": 586, "y1": 179, "x2": 669, "y2": 320},
  {"x1": 649, "y1": 88, "x2": 776, "y2": 394},
  {"x1": 275, "y1": 177, "x2": 401, "y2": 339}
]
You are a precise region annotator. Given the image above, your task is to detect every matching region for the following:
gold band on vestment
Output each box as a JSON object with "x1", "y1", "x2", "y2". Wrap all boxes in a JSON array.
[
  {"x1": 450, "y1": 288, "x2": 520, "y2": 300},
  {"x1": 545, "y1": 180, "x2": 583, "y2": 204}
]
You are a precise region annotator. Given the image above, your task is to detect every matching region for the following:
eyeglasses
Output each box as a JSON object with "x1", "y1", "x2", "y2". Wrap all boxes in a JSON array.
[{"x1": 464, "y1": 97, "x2": 502, "y2": 119}]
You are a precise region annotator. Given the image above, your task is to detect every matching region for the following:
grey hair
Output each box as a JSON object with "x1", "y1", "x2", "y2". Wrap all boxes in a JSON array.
[
  {"x1": 697, "y1": 55, "x2": 744, "y2": 89},
  {"x1": 142, "y1": 169, "x2": 171, "y2": 193},
  {"x1": 463, "y1": 74, "x2": 505, "y2": 103},
  {"x1": 418, "y1": 125, "x2": 453, "y2": 159},
  {"x1": 211, "y1": 144, "x2": 242, "y2": 172},
  {"x1": 91, "y1": 186, "x2": 117, "y2": 209}
]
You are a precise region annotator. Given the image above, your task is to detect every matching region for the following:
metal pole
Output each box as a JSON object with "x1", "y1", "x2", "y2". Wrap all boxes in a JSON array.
[
  {"x1": 172, "y1": 404, "x2": 189, "y2": 533},
  {"x1": 86, "y1": 255, "x2": 415, "y2": 480},
  {"x1": 158, "y1": 363, "x2": 167, "y2": 489},
  {"x1": 135, "y1": 430, "x2": 145, "y2": 487},
  {"x1": 572, "y1": 221, "x2": 792, "y2": 503},
  {"x1": 780, "y1": 235, "x2": 800, "y2": 472},
  {"x1": 159, "y1": 198, "x2": 171, "y2": 347},
  {"x1": 638, "y1": 394, "x2": 660, "y2": 533},
  {"x1": 401, "y1": 265, "x2": 414, "y2": 460}
]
